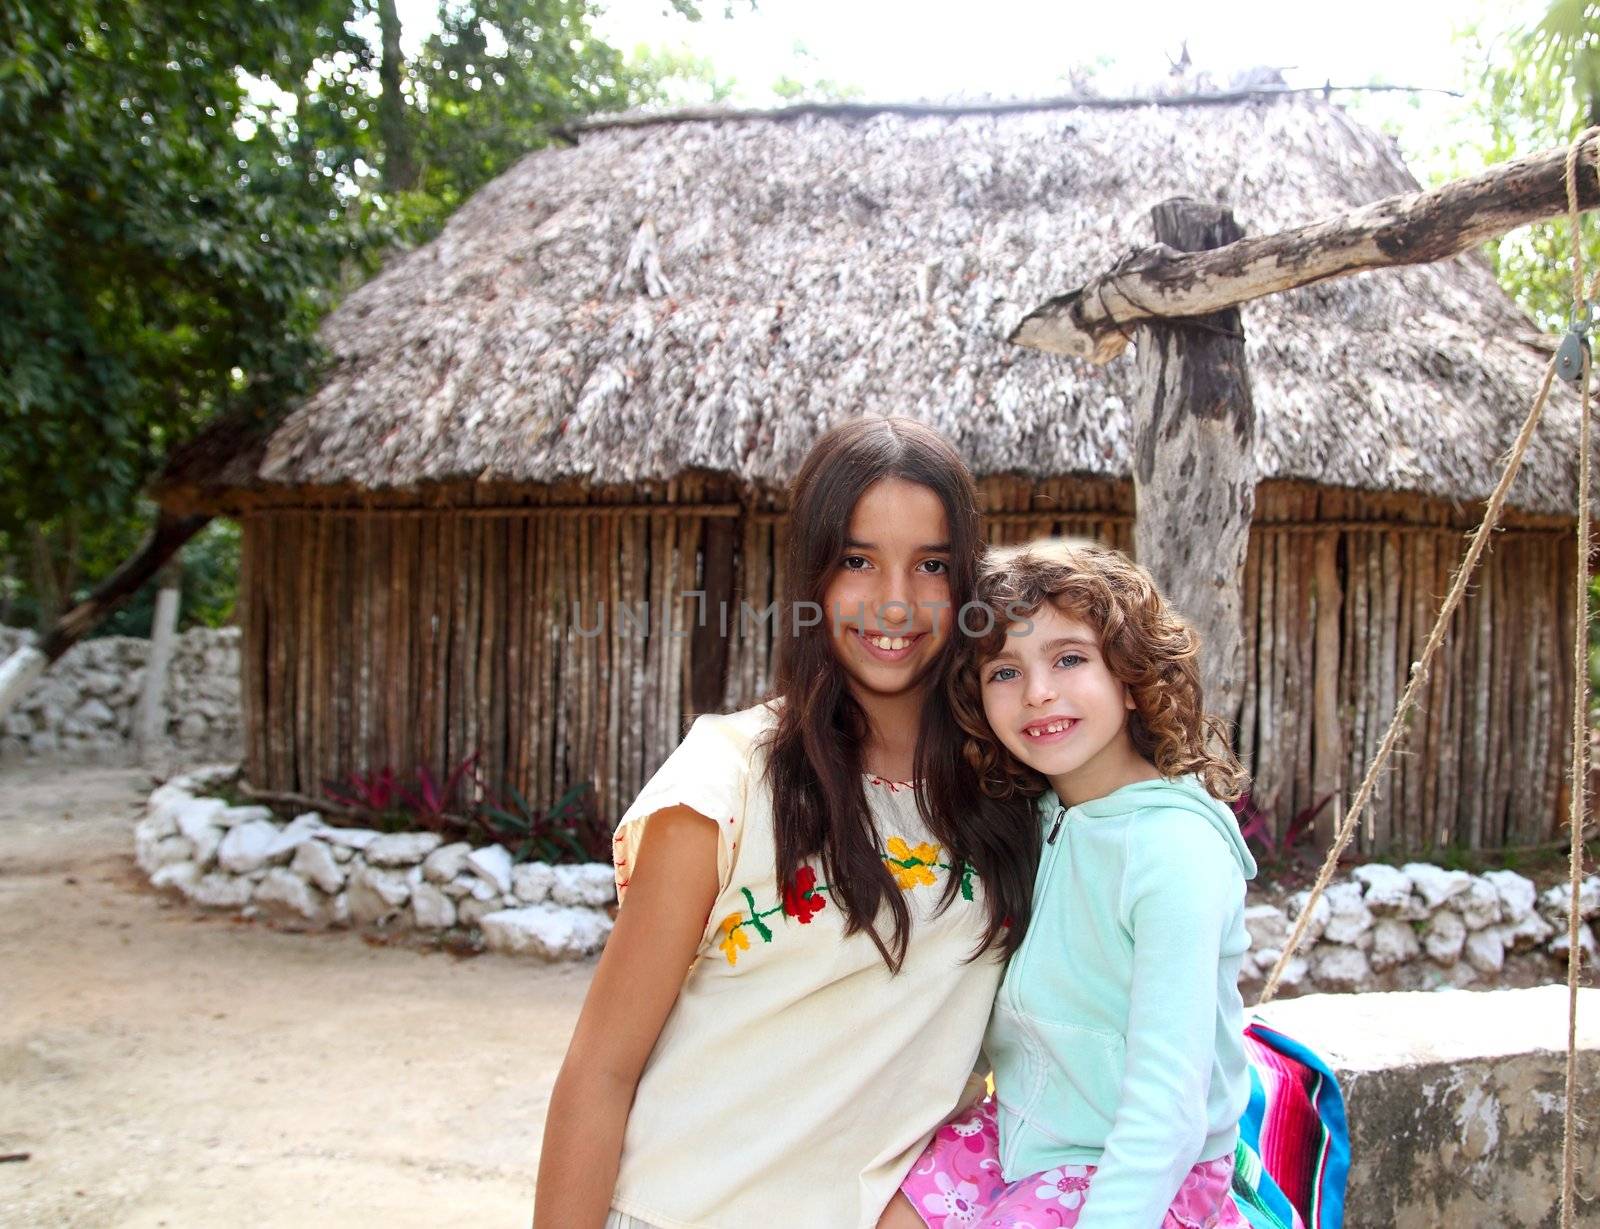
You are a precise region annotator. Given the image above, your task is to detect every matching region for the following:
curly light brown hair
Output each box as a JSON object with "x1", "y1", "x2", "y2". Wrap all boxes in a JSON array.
[{"x1": 949, "y1": 536, "x2": 1248, "y2": 804}]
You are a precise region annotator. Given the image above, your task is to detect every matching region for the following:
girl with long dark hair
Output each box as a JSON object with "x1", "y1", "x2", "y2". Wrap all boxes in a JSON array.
[{"x1": 535, "y1": 416, "x2": 1039, "y2": 1228}]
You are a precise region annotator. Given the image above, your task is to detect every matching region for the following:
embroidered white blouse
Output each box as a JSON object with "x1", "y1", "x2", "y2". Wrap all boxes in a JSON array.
[{"x1": 606, "y1": 699, "x2": 1003, "y2": 1229}]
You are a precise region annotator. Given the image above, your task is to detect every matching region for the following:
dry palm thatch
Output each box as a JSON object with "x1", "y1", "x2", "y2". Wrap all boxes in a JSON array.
[{"x1": 158, "y1": 96, "x2": 1581, "y2": 518}]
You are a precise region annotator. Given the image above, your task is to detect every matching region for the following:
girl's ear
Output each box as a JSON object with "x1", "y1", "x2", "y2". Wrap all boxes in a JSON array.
[{"x1": 1122, "y1": 684, "x2": 1137, "y2": 712}]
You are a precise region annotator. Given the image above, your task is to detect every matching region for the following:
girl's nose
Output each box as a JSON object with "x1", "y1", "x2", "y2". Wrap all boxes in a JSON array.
[
  {"x1": 873, "y1": 580, "x2": 915, "y2": 631},
  {"x1": 1024, "y1": 672, "x2": 1058, "y2": 707}
]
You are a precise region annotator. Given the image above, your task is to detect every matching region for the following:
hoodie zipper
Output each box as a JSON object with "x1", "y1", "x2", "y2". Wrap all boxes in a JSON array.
[{"x1": 998, "y1": 802, "x2": 1070, "y2": 1175}]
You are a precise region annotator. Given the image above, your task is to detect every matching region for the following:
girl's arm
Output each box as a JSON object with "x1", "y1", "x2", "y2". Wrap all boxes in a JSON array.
[
  {"x1": 533, "y1": 804, "x2": 721, "y2": 1229},
  {"x1": 1073, "y1": 816, "x2": 1241, "y2": 1229}
]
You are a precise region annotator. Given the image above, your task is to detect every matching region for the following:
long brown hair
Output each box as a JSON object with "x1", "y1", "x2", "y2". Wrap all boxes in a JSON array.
[
  {"x1": 949, "y1": 537, "x2": 1249, "y2": 804},
  {"x1": 761, "y1": 416, "x2": 1039, "y2": 972}
]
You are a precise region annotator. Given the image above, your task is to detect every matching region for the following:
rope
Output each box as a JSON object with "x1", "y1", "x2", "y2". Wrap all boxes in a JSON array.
[
  {"x1": 1559, "y1": 125, "x2": 1599, "y2": 1229},
  {"x1": 1256, "y1": 126, "x2": 1598, "y2": 1223}
]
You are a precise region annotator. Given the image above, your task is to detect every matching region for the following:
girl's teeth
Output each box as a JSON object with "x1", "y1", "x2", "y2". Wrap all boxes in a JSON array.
[
  {"x1": 1027, "y1": 721, "x2": 1073, "y2": 737},
  {"x1": 866, "y1": 633, "x2": 912, "y2": 650}
]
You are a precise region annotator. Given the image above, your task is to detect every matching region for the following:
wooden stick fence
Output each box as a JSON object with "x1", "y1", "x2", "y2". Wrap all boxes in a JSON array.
[{"x1": 237, "y1": 477, "x2": 1576, "y2": 849}]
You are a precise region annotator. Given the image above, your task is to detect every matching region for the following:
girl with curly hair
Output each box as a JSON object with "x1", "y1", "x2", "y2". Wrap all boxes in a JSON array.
[{"x1": 882, "y1": 536, "x2": 1257, "y2": 1229}]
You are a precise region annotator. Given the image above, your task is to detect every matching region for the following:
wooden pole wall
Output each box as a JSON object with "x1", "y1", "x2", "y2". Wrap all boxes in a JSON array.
[{"x1": 238, "y1": 478, "x2": 1576, "y2": 853}]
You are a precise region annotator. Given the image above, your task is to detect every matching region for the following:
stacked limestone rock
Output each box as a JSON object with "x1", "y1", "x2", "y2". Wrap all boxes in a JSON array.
[
  {"x1": 1241, "y1": 862, "x2": 1599, "y2": 997},
  {"x1": 133, "y1": 768, "x2": 615, "y2": 960},
  {"x1": 137, "y1": 769, "x2": 1597, "y2": 981},
  {"x1": 0, "y1": 624, "x2": 242, "y2": 761}
]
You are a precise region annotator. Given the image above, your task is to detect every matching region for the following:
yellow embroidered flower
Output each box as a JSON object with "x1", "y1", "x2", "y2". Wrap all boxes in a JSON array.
[
  {"x1": 886, "y1": 836, "x2": 940, "y2": 890},
  {"x1": 717, "y1": 912, "x2": 750, "y2": 965}
]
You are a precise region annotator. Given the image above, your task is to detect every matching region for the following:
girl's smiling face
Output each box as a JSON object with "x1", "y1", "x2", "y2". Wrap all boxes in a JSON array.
[
  {"x1": 822, "y1": 477, "x2": 953, "y2": 700},
  {"x1": 980, "y1": 601, "x2": 1143, "y2": 805}
]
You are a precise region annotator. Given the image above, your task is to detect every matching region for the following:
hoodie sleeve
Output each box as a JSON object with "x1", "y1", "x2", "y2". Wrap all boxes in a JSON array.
[{"x1": 1073, "y1": 811, "x2": 1244, "y2": 1229}]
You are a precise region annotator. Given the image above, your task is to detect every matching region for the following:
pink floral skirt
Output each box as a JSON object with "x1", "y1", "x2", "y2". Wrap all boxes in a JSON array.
[{"x1": 899, "y1": 1099, "x2": 1249, "y2": 1229}]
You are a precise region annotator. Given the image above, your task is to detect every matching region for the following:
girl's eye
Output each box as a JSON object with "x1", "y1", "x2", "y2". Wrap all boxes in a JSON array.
[
  {"x1": 1056, "y1": 653, "x2": 1085, "y2": 669},
  {"x1": 918, "y1": 558, "x2": 950, "y2": 575},
  {"x1": 841, "y1": 555, "x2": 870, "y2": 571},
  {"x1": 986, "y1": 666, "x2": 1018, "y2": 684}
]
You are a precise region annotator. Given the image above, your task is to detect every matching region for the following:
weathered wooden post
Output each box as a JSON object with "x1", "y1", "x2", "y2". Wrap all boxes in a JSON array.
[
  {"x1": 1130, "y1": 198, "x2": 1256, "y2": 739},
  {"x1": 134, "y1": 554, "x2": 183, "y2": 766}
]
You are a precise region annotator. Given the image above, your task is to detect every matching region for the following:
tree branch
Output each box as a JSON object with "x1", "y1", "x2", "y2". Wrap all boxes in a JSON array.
[{"x1": 1011, "y1": 138, "x2": 1600, "y2": 363}]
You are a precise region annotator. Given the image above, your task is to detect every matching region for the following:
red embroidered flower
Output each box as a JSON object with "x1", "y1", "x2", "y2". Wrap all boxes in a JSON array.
[{"x1": 783, "y1": 866, "x2": 827, "y2": 924}]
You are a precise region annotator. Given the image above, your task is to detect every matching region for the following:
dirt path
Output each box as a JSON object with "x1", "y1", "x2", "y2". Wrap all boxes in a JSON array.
[{"x1": 0, "y1": 762, "x2": 591, "y2": 1228}]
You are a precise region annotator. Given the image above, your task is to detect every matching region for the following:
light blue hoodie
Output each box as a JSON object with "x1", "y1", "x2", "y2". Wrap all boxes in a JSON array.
[{"x1": 983, "y1": 774, "x2": 1257, "y2": 1228}]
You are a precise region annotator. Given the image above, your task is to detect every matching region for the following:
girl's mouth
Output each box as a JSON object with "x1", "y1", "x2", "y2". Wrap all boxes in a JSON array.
[
  {"x1": 1021, "y1": 717, "x2": 1078, "y2": 743},
  {"x1": 850, "y1": 626, "x2": 925, "y2": 662}
]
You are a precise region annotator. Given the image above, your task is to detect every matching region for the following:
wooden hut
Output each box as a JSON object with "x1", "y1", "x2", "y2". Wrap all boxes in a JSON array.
[{"x1": 156, "y1": 97, "x2": 1587, "y2": 857}]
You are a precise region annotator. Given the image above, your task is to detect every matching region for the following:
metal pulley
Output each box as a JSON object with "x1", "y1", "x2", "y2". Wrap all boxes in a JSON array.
[{"x1": 1557, "y1": 303, "x2": 1593, "y2": 384}]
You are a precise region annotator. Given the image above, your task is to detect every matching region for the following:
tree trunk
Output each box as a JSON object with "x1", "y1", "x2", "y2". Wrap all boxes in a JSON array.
[
  {"x1": 28, "y1": 518, "x2": 79, "y2": 632},
  {"x1": 1131, "y1": 198, "x2": 1256, "y2": 736},
  {"x1": 135, "y1": 554, "x2": 183, "y2": 765},
  {"x1": 377, "y1": 0, "x2": 417, "y2": 193}
]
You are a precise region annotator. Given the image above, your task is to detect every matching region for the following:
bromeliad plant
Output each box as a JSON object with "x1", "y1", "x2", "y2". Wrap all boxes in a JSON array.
[
  {"x1": 477, "y1": 781, "x2": 613, "y2": 865},
  {"x1": 1233, "y1": 791, "x2": 1333, "y2": 876},
  {"x1": 322, "y1": 752, "x2": 482, "y2": 836},
  {"x1": 320, "y1": 754, "x2": 610, "y2": 864}
]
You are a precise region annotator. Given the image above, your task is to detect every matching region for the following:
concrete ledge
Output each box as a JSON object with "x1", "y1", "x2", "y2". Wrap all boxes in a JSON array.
[{"x1": 1256, "y1": 986, "x2": 1599, "y2": 1228}]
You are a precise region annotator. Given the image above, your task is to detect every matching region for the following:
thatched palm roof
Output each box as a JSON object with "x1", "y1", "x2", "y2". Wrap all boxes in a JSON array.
[{"x1": 159, "y1": 97, "x2": 1584, "y2": 517}]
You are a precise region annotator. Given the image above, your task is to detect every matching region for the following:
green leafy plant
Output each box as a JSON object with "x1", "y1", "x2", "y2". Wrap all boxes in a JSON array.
[{"x1": 478, "y1": 780, "x2": 613, "y2": 864}]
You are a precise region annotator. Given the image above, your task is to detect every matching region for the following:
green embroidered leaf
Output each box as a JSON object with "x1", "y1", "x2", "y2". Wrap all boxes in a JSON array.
[{"x1": 741, "y1": 887, "x2": 774, "y2": 942}]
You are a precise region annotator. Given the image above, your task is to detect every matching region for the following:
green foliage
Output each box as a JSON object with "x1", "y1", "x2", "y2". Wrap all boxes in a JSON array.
[
  {"x1": 2, "y1": 0, "x2": 736, "y2": 636},
  {"x1": 0, "y1": 0, "x2": 378, "y2": 628},
  {"x1": 1525, "y1": 0, "x2": 1600, "y2": 124},
  {"x1": 0, "y1": 500, "x2": 238, "y2": 635},
  {"x1": 478, "y1": 780, "x2": 612, "y2": 863},
  {"x1": 1446, "y1": 5, "x2": 1600, "y2": 329},
  {"x1": 770, "y1": 41, "x2": 862, "y2": 102},
  {"x1": 625, "y1": 43, "x2": 738, "y2": 106}
]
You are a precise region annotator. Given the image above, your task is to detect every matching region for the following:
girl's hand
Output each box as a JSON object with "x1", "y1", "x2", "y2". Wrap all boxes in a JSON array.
[{"x1": 532, "y1": 805, "x2": 721, "y2": 1229}]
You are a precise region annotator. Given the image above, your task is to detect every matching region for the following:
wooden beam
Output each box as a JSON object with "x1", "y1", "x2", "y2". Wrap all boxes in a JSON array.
[
  {"x1": 565, "y1": 86, "x2": 1464, "y2": 137},
  {"x1": 1131, "y1": 199, "x2": 1256, "y2": 729},
  {"x1": 1011, "y1": 139, "x2": 1600, "y2": 362}
]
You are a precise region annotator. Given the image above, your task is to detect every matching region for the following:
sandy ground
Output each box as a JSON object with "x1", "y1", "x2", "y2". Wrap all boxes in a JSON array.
[{"x1": 0, "y1": 762, "x2": 591, "y2": 1228}]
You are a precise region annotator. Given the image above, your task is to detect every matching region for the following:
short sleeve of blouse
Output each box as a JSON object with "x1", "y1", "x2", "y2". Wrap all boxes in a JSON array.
[{"x1": 611, "y1": 712, "x2": 754, "y2": 922}]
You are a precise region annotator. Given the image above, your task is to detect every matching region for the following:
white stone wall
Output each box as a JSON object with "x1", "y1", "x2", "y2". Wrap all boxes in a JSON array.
[
  {"x1": 135, "y1": 767, "x2": 1597, "y2": 981},
  {"x1": 0, "y1": 624, "x2": 241, "y2": 762},
  {"x1": 133, "y1": 768, "x2": 616, "y2": 960},
  {"x1": 1241, "y1": 862, "x2": 1598, "y2": 998}
]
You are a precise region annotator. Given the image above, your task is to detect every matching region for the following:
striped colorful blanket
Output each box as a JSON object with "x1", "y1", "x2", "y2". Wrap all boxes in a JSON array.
[{"x1": 1229, "y1": 1019, "x2": 1350, "y2": 1229}]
